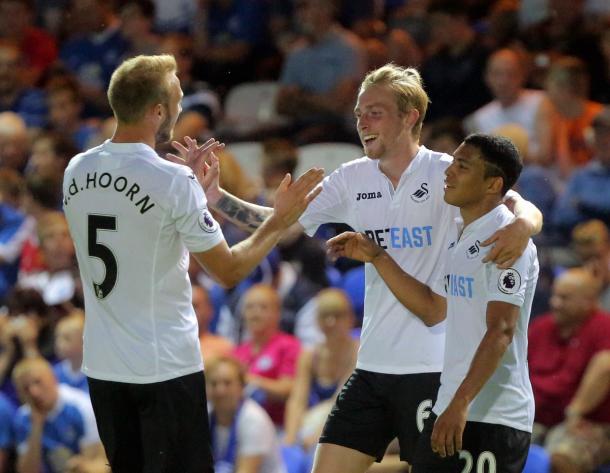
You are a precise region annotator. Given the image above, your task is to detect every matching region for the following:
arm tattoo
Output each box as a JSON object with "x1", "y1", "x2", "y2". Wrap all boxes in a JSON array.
[{"x1": 216, "y1": 194, "x2": 267, "y2": 232}]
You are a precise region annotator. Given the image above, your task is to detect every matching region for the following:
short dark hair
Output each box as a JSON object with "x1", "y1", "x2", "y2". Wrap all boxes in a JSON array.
[{"x1": 463, "y1": 133, "x2": 522, "y2": 195}]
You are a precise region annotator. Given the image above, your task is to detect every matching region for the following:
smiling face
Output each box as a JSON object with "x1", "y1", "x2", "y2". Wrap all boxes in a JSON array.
[
  {"x1": 444, "y1": 143, "x2": 500, "y2": 208},
  {"x1": 354, "y1": 84, "x2": 412, "y2": 160}
]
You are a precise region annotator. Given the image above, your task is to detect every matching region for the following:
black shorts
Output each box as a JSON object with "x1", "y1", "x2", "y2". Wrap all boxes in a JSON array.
[
  {"x1": 88, "y1": 371, "x2": 214, "y2": 473},
  {"x1": 411, "y1": 413, "x2": 531, "y2": 473},
  {"x1": 319, "y1": 369, "x2": 441, "y2": 463}
]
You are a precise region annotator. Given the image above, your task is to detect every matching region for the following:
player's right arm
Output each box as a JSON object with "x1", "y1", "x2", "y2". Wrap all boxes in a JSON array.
[
  {"x1": 192, "y1": 170, "x2": 322, "y2": 288},
  {"x1": 327, "y1": 232, "x2": 446, "y2": 326}
]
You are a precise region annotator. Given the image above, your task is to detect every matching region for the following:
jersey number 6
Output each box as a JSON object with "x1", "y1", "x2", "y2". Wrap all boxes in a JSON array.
[{"x1": 88, "y1": 214, "x2": 118, "y2": 300}]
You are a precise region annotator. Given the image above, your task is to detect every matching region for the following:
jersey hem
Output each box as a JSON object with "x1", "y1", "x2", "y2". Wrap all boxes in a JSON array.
[
  {"x1": 355, "y1": 361, "x2": 443, "y2": 374},
  {"x1": 83, "y1": 363, "x2": 203, "y2": 384},
  {"x1": 433, "y1": 407, "x2": 533, "y2": 433}
]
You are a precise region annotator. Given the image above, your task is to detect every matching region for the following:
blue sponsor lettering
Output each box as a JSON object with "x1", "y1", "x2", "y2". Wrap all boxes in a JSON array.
[
  {"x1": 447, "y1": 274, "x2": 474, "y2": 298},
  {"x1": 364, "y1": 226, "x2": 433, "y2": 249}
]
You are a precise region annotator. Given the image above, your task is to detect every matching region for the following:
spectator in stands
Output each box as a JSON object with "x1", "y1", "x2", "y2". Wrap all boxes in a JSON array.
[
  {"x1": 0, "y1": 170, "x2": 27, "y2": 302},
  {"x1": 59, "y1": 0, "x2": 127, "y2": 114},
  {"x1": 12, "y1": 357, "x2": 107, "y2": 473},
  {"x1": 0, "y1": 390, "x2": 15, "y2": 473},
  {"x1": 19, "y1": 174, "x2": 63, "y2": 279},
  {"x1": 192, "y1": 0, "x2": 270, "y2": 90},
  {"x1": 464, "y1": 48, "x2": 545, "y2": 157},
  {"x1": 551, "y1": 106, "x2": 610, "y2": 233},
  {"x1": 260, "y1": 138, "x2": 299, "y2": 206},
  {"x1": 46, "y1": 81, "x2": 99, "y2": 152},
  {"x1": 421, "y1": 1, "x2": 491, "y2": 121},
  {"x1": 520, "y1": 0, "x2": 606, "y2": 100},
  {"x1": 0, "y1": 287, "x2": 54, "y2": 409},
  {"x1": 0, "y1": 168, "x2": 23, "y2": 210},
  {"x1": 206, "y1": 356, "x2": 286, "y2": 473},
  {"x1": 53, "y1": 309, "x2": 87, "y2": 393},
  {"x1": 0, "y1": 44, "x2": 47, "y2": 130},
  {"x1": 0, "y1": 170, "x2": 31, "y2": 285},
  {"x1": 233, "y1": 284, "x2": 300, "y2": 427},
  {"x1": 194, "y1": 284, "x2": 233, "y2": 363},
  {"x1": 0, "y1": 112, "x2": 30, "y2": 173},
  {"x1": 18, "y1": 212, "x2": 77, "y2": 308},
  {"x1": 276, "y1": 0, "x2": 367, "y2": 143},
  {"x1": 284, "y1": 288, "x2": 358, "y2": 451},
  {"x1": 528, "y1": 268, "x2": 610, "y2": 437},
  {"x1": 353, "y1": 17, "x2": 421, "y2": 71},
  {"x1": 544, "y1": 350, "x2": 610, "y2": 473},
  {"x1": 159, "y1": 33, "x2": 221, "y2": 143},
  {"x1": 119, "y1": 0, "x2": 161, "y2": 57},
  {"x1": 422, "y1": 118, "x2": 465, "y2": 156},
  {"x1": 26, "y1": 132, "x2": 79, "y2": 181},
  {"x1": 534, "y1": 56, "x2": 603, "y2": 178},
  {"x1": 571, "y1": 220, "x2": 610, "y2": 312},
  {"x1": 0, "y1": 0, "x2": 58, "y2": 86}
]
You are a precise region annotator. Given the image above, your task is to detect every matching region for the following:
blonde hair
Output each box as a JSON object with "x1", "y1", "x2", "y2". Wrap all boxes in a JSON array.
[
  {"x1": 206, "y1": 356, "x2": 246, "y2": 386},
  {"x1": 12, "y1": 357, "x2": 53, "y2": 385},
  {"x1": 108, "y1": 54, "x2": 177, "y2": 124},
  {"x1": 360, "y1": 64, "x2": 429, "y2": 138}
]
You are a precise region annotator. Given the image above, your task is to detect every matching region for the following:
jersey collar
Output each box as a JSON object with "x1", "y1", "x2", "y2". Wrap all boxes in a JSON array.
[
  {"x1": 103, "y1": 140, "x2": 158, "y2": 157},
  {"x1": 455, "y1": 204, "x2": 506, "y2": 241}
]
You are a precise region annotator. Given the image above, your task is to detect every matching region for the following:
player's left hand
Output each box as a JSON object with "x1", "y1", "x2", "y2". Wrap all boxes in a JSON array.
[
  {"x1": 481, "y1": 217, "x2": 532, "y2": 269},
  {"x1": 166, "y1": 137, "x2": 224, "y2": 194},
  {"x1": 430, "y1": 400, "x2": 468, "y2": 458}
]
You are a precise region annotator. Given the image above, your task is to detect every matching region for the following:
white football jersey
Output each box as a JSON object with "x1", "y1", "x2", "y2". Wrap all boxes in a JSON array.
[
  {"x1": 431, "y1": 205, "x2": 538, "y2": 432},
  {"x1": 63, "y1": 141, "x2": 224, "y2": 383},
  {"x1": 299, "y1": 146, "x2": 457, "y2": 374}
]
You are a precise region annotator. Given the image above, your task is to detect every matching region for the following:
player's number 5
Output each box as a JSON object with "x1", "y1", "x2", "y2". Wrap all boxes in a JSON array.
[{"x1": 88, "y1": 214, "x2": 118, "y2": 300}]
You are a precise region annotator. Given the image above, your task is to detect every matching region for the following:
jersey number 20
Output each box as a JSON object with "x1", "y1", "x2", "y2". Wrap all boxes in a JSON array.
[{"x1": 88, "y1": 214, "x2": 118, "y2": 299}]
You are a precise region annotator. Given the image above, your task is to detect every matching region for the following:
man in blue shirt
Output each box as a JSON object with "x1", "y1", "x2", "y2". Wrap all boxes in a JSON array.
[
  {"x1": 552, "y1": 107, "x2": 610, "y2": 236},
  {"x1": 12, "y1": 358, "x2": 106, "y2": 473},
  {"x1": 0, "y1": 391, "x2": 16, "y2": 473}
]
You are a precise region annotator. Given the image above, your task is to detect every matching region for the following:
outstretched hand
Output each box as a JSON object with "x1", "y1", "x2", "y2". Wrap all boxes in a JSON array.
[
  {"x1": 326, "y1": 231, "x2": 382, "y2": 262},
  {"x1": 166, "y1": 137, "x2": 223, "y2": 196},
  {"x1": 272, "y1": 168, "x2": 324, "y2": 229}
]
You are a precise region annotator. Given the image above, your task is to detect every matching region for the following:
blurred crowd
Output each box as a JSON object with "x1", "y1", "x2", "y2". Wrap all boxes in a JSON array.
[{"x1": 0, "y1": 0, "x2": 609, "y2": 472}]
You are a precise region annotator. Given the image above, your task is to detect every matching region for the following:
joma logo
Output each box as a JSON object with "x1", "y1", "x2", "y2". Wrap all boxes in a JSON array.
[{"x1": 356, "y1": 191, "x2": 382, "y2": 201}]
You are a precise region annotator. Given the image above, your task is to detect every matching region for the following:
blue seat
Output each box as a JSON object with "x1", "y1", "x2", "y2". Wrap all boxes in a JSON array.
[
  {"x1": 523, "y1": 445, "x2": 551, "y2": 473},
  {"x1": 281, "y1": 445, "x2": 308, "y2": 473}
]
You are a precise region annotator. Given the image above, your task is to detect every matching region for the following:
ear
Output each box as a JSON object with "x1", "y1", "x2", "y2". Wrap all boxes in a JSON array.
[
  {"x1": 152, "y1": 103, "x2": 165, "y2": 120},
  {"x1": 487, "y1": 175, "x2": 504, "y2": 195},
  {"x1": 404, "y1": 108, "x2": 420, "y2": 131}
]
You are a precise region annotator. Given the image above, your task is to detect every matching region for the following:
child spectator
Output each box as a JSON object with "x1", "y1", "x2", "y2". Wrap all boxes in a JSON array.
[{"x1": 53, "y1": 309, "x2": 87, "y2": 393}]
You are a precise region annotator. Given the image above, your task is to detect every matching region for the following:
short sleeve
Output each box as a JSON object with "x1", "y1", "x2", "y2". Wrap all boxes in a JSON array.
[
  {"x1": 168, "y1": 171, "x2": 225, "y2": 253},
  {"x1": 238, "y1": 402, "x2": 276, "y2": 456},
  {"x1": 299, "y1": 167, "x2": 350, "y2": 236},
  {"x1": 484, "y1": 244, "x2": 534, "y2": 306}
]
